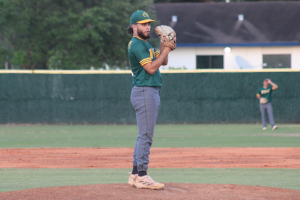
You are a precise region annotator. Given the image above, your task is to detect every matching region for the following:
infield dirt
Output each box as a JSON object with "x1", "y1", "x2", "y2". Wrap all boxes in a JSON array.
[
  {"x1": 1, "y1": 183, "x2": 300, "y2": 200},
  {"x1": 1, "y1": 147, "x2": 300, "y2": 200},
  {"x1": 1, "y1": 147, "x2": 299, "y2": 168}
]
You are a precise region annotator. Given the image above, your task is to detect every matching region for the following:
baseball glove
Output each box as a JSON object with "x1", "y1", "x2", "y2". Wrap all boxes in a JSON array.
[
  {"x1": 260, "y1": 97, "x2": 268, "y2": 104},
  {"x1": 155, "y1": 25, "x2": 176, "y2": 51}
]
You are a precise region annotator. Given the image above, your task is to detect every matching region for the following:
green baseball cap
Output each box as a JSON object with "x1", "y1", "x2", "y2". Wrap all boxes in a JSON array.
[{"x1": 130, "y1": 10, "x2": 155, "y2": 25}]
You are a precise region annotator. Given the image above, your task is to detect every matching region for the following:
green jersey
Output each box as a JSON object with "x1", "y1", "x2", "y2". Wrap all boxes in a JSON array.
[
  {"x1": 128, "y1": 36, "x2": 161, "y2": 87},
  {"x1": 257, "y1": 86, "x2": 273, "y2": 102}
]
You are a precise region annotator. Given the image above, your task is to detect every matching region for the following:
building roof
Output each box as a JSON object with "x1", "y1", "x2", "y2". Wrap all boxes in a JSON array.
[{"x1": 155, "y1": 2, "x2": 300, "y2": 47}]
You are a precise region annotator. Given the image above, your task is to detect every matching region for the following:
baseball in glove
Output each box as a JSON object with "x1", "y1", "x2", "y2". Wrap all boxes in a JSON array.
[
  {"x1": 260, "y1": 97, "x2": 268, "y2": 104},
  {"x1": 155, "y1": 25, "x2": 176, "y2": 51}
]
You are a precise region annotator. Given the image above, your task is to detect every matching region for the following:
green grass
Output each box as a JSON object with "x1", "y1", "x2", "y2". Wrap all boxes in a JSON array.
[
  {"x1": 0, "y1": 124, "x2": 299, "y2": 148},
  {"x1": 0, "y1": 124, "x2": 299, "y2": 193},
  {"x1": 0, "y1": 168, "x2": 299, "y2": 192}
]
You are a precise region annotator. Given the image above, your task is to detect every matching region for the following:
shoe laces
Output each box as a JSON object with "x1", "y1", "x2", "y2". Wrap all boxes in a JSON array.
[{"x1": 145, "y1": 175, "x2": 157, "y2": 184}]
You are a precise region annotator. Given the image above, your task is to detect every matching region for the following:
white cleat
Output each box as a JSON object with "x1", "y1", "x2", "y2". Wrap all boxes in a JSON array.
[
  {"x1": 128, "y1": 172, "x2": 138, "y2": 187},
  {"x1": 135, "y1": 175, "x2": 165, "y2": 190}
]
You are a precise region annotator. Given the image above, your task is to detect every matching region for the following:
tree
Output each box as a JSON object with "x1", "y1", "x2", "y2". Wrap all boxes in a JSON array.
[
  {"x1": 154, "y1": 0, "x2": 294, "y2": 2},
  {"x1": 0, "y1": 0, "x2": 156, "y2": 69}
]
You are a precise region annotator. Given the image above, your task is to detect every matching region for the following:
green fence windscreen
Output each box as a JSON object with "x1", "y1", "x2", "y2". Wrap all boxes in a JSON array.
[{"x1": 0, "y1": 72, "x2": 299, "y2": 124}]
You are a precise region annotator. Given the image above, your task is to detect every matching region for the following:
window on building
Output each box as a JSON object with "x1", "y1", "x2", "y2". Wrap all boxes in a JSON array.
[
  {"x1": 262, "y1": 54, "x2": 291, "y2": 68},
  {"x1": 196, "y1": 55, "x2": 223, "y2": 69}
]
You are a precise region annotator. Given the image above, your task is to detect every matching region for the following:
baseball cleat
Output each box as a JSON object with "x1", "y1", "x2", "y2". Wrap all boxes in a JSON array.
[
  {"x1": 128, "y1": 172, "x2": 138, "y2": 187},
  {"x1": 262, "y1": 127, "x2": 267, "y2": 130},
  {"x1": 272, "y1": 125, "x2": 278, "y2": 130},
  {"x1": 135, "y1": 175, "x2": 165, "y2": 190}
]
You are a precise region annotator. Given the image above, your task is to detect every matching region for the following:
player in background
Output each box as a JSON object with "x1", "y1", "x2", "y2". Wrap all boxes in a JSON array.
[
  {"x1": 256, "y1": 79, "x2": 278, "y2": 130},
  {"x1": 126, "y1": 10, "x2": 172, "y2": 190}
]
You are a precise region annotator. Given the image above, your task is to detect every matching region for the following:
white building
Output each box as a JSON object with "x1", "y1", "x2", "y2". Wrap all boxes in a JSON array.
[{"x1": 155, "y1": 2, "x2": 300, "y2": 70}]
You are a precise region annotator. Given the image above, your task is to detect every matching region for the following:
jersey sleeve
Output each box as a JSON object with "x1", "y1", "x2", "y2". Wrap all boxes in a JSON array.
[
  {"x1": 131, "y1": 43, "x2": 152, "y2": 66},
  {"x1": 257, "y1": 88, "x2": 261, "y2": 96},
  {"x1": 154, "y1": 49, "x2": 160, "y2": 58}
]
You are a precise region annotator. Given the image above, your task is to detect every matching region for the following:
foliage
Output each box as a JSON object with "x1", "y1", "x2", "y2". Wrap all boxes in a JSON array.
[
  {"x1": 0, "y1": 0, "x2": 156, "y2": 69},
  {"x1": 154, "y1": 0, "x2": 294, "y2": 2}
]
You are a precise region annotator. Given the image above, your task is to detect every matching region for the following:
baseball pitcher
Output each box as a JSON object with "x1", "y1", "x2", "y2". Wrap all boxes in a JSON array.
[{"x1": 126, "y1": 10, "x2": 176, "y2": 190}]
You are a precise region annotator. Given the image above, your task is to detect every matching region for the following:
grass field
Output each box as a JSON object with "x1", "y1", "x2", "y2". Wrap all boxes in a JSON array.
[
  {"x1": 1, "y1": 168, "x2": 299, "y2": 192},
  {"x1": 0, "y1": 124, "x2": 300, "y2": 148},
  {"x1": 0, "y1": 124, "x2": 299, "y2": 193}
]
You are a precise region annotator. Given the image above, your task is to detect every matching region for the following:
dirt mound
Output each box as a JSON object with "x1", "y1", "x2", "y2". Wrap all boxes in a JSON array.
[{"x1": 1, "y1": 183, "x2": 299, "y2": 200}]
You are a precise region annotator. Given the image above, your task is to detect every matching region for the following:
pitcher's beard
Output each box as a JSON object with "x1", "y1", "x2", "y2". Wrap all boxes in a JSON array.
[{"x1": 137, "y1": 29, "x2": 151, "y2": 40}]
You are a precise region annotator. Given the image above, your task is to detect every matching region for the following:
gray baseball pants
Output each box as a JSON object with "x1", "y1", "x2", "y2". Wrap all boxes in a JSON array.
[
  {"x1": 259, "y1": 102, "x2": 275, "y2": 128},
  {"x1": 130, "y1": 86, "x2": 160, "y2": 172}
]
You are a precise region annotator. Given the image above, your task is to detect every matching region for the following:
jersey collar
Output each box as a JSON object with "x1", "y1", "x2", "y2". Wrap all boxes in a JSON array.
[{"x1": 133, "y1": 36, "x2": 146, "y2": 42}]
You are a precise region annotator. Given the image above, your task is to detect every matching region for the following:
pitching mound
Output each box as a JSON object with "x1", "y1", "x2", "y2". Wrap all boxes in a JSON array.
[{"x1": 1, "y1": 183, "x2": 300, "y2": 200}]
